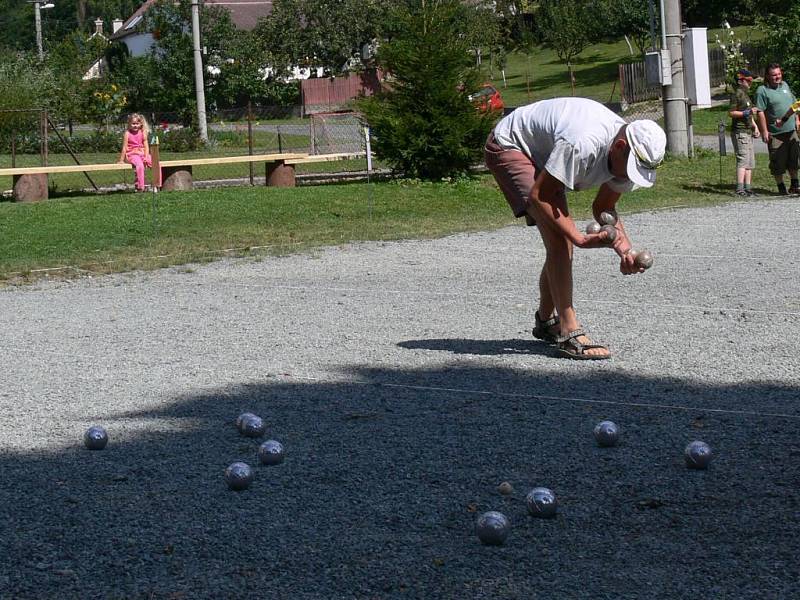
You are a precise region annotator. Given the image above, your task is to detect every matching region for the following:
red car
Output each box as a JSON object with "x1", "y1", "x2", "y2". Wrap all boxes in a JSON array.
[{"x1": 469, "y1": 83, "x2": 504, "y2": 113}]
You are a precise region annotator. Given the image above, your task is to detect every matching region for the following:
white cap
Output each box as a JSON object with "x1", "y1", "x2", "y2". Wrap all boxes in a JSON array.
[{"x1": 625, "y1": 120, "x2": 666, "y2": 188}]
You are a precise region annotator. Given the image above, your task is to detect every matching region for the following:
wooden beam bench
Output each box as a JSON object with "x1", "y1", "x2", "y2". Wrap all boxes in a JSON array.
[
  {"x1": 284, "y1": 152, "x2": 367, "y2": 165},
  {"x1": 0, "y1": 152, "x2": 308, "y2": 201}
]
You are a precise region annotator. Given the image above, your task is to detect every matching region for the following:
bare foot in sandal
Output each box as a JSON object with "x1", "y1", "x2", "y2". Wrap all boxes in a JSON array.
[{"x1": 556, "y1": 328, "x2": 610, "y2": 360}]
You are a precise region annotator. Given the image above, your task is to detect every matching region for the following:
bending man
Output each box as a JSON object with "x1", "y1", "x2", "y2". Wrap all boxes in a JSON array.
[{"x1": 484, "y1": 97, "x2": 666, "y2": 360}]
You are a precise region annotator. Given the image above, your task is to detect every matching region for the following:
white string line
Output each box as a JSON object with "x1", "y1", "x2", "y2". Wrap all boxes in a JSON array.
[{"x1": 284, "y1": 374, "x2": 800, "y2": 421}]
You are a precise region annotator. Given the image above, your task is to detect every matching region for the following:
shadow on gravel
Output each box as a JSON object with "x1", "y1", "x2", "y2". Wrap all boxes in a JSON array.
[
  {"x1": 1, "y1": 364, "x2": 799, "y2": 599},
  {"x1": 397, "y1": 338, "x2": 554, "y2": 357},
  {"x1": 680, "y1": 181, "x2": 774, "y2": 197}
]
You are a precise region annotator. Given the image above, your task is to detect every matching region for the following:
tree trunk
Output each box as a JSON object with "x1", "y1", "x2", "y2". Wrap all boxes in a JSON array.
[
  {"x1": 568, "y1": 62, "x2": 576, "y2": 96},
  {"x1": 77, "y1": 0, "x2": 87, "y2": 29}
]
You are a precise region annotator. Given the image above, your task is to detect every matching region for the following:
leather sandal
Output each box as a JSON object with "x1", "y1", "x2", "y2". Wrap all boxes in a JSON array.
[
  {"x1": 556, "y1": 328, "x2": 610, "y2": 360},
  {"x1": 532, "y1": 311, "x2": 560, "y2": 343}
]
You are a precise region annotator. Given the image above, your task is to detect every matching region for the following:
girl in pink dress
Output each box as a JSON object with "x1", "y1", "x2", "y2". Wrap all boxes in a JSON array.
[{"x1": 118, "y1": 113, "x2": 152, "y2": 192}]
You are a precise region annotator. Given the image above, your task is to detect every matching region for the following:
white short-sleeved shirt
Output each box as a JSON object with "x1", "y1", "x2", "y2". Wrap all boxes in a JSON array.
[{"x1": 492, "y1": 98, "x2": 635, "y2": 193}]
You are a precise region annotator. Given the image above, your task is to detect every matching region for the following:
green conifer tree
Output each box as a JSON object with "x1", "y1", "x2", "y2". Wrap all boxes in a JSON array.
[{"x1": 358, "y1": 0, "x2": 497, "y2": 180}]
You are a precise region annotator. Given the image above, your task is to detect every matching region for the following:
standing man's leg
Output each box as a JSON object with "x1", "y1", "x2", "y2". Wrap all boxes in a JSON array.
[
  {"x1": 733, "y1": 132, "x2": 749, "y2": 196},
  {"x1": 769, "y1": 134, "x2": 788, "y2": 195},
  {"x1": 485, "y1": 135, "x2": 559, "y2": 340},
  {"x1": 535, "y1": 218, "x2": 609, "y2": 358},
  {"x1": 787, "y1": 131, "x2": 800, "y2": 194}
]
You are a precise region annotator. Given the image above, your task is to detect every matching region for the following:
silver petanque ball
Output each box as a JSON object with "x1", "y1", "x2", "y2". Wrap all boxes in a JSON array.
[
  {"x1": 633, "y1": 249, "x2": 654, "y2": 270},
  {"x1": 258, "y1": 440, "x2": 285, "y2": 465},
  {"x1": 476, "y1": 511, "x2": 510, "y2": 546},
  {"x1": 83, "y1": 426, "x2": 109, "y2": 450},
  {"x1": 224, "y1": 462, "x2": 254, "y2": 491},
  {"x1": 239, "y1": 414, "x2": 266, "y2": 438},
  {"x1": 526, "y1": 487, "x2": 558, "y2": 518},
  {"x1": 236, "y1": 412, "x2": 258, "y2": 432},
  {"x1": 599, "y1": 211, "x2": 617, "y2": 225},
  {"x1": 685, "y1": 441, "x2": 713, "y2": 469},
  {"x1": 594, "y1": 420, "x2": 620, "y2": 447},
  {"x1": 600, "y1": 224, "x2": 617, "y2": 243},
  {"x1": 585, "y1": 221, "x2": 602, "y2": 235}
]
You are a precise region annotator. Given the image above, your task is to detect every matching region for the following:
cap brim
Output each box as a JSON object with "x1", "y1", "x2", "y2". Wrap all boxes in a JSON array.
[{"x1": 625, "y1": 137, "x2": 657, "y2": 188}]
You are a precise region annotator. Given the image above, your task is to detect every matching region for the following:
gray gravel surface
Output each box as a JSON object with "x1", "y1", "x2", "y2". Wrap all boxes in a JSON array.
[{"x1": 1, "y1": 196, "x2": 799, "y2": 599}]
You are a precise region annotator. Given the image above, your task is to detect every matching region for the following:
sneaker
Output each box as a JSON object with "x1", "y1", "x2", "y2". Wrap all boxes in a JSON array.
[
  {"x1": 746, "y1": 189, "x2": 756, "y2": 197},
  {"x1": 777, "y1": 183, "x2": 788, "y2": 195},
  {"x1": 735, "y1": 189, "x2": 748, "y2": 197},
  {"x1": 789, "y1": 186, "x2": 800, "y2": 195}
]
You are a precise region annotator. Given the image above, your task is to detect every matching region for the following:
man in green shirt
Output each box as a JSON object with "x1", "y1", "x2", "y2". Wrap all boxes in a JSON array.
[
  {"x1": 729, "y1": 69, "x2": 760, "y2": 196},
  {"x1": 755, "y1": 63, "x2": 800, "y2": 195}
]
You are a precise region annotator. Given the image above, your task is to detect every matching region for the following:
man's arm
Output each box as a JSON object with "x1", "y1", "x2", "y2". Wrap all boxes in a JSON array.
[
  {"x1": 526, "y1": 169, "x2": 608, "y2": 248},
  {"x1": 594, "y1": 184, "x2": 641, "y2": 274},
  {"x1": 755, "y1": 91, "x2": 771, "y2": 142}
]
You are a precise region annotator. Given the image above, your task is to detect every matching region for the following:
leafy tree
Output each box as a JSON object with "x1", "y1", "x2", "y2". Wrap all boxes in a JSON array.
[
  {"x1": 46, "y1": 31, "x2": 112, "y2": 127},
  {"x1": 108, "y1": 0, "x2": 240, "y2": 123},
  {"x1": 255, "y1": 0, "x2": 391, "y2": 76},
  {"x1": 358, "y1": 0, "x2": 496, "y2": 180},
  {"x1": 210, "y1": 29, "x2": 299, "y2": 108},
  {"x1": 535, "y1": 0, "x2": 605, "y2": 94},
  {"x1": 0, "y1": 1, "x2": 146, "y2": 54},
  {"x1": 0, "y1": 50, "x2": 58, "y2": 144},
  {"x1": 757, "y1": 5, "x2": 800, "y2": 88},
  {"x1": 603, "y1": 0, "x2": 659, "y2": 56}
]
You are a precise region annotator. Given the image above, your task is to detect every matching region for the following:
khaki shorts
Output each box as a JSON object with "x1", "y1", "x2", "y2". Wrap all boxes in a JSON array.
[
  {"x1": 484, "y1": 132, "x2": 538, "y2": 225},
  {"x1": 731, "y1": 131, "x2": 755, "y2": 170},
  {"x1": 767, "y1": 130, "x2": 800, "y2": 176}
]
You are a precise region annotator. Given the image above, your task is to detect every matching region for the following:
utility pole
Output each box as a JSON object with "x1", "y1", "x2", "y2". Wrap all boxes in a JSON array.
[
  {"x1": 191, "y1": 0, "x2": 208, "y2": 142},
  {"x1": 660, "y1": 0, "x2": 689, "y2": 157},
  {"x1": 29, "y1": 1, "x2": 54, "y2": 60}
]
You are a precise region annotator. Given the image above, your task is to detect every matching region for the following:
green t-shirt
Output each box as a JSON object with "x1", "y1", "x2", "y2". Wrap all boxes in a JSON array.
[
  {"x1": 755, "y1": 81, "x2": 797, "y2": 134},
  {"x1": 730, "y1": 87, "x2": 754, "y2": 133}
]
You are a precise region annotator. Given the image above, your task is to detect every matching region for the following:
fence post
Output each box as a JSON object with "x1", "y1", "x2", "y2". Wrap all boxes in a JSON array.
[
  {"x1": 247, "y1": 100, "x2": 254, "y2": 186},
  {"x1": 41, "y1": 109, "x2": 48, "y2": 167}
]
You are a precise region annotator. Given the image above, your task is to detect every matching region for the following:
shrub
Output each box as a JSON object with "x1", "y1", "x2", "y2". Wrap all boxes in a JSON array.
[{"x1": 357, "y1": 0, "x2": 496, "y2": 181}]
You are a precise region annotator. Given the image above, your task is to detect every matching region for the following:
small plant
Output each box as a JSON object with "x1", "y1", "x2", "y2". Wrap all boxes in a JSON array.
[
  {"x1": 90, "y1": 83, "x2": 128, "y2": 132},
  {"x1": 715, "y1": 22, "x2": 749, "y2": 93}
]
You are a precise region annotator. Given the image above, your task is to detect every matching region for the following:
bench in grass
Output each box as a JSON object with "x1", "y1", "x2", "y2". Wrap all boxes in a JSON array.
[{"x1": 0, "y1": 152, "x2": 368, "y2": 201}]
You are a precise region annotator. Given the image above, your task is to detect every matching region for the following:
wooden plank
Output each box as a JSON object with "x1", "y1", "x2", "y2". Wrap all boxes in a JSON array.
[
  {"x1": 0, "y1": 153, "x2": 309, "y2": 177},
  {"x1": 0, "y1": 163, "x2": 133, "y2": 176},
  {"x1": 159, "y1": 153, "x2": 307, "y2": 167},
  {"x1": 285, "y1": 152, "x2": 366, "y2": 165}
]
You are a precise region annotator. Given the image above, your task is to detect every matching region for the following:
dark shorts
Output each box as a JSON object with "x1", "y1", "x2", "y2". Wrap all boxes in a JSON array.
[
  {"x1": 484, "y1": 132, "x2": 538, "y2": 226},
  {"x1": 767, "y1": 130, "x2": 800, "y2": 176}
]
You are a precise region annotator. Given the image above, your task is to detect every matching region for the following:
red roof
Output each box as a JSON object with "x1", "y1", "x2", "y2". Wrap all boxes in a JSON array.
[{"x1": 112, "y1": 0, "x2": 273, "y2": 39}]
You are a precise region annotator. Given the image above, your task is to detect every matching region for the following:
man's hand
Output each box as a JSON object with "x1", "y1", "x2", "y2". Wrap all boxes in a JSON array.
[
  {"x1": 574, "y1": 231, "x2": 612, "y2": 249},
  {"x1": 619, "y1": 249, "x2": 645, "y2": 275}
]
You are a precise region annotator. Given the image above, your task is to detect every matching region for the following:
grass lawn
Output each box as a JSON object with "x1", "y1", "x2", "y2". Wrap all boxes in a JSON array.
[{"x1": 0, "y1": 152, "x2": 778, "y2": 283}]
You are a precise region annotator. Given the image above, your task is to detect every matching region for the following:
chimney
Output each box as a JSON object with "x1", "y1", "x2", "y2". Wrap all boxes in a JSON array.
[
  {"x1": 112, "y1": 19, "x2": 123, "y2": 34},
  {"x1": 94, "y1": 18, "x2": 103, "y2": 36}
]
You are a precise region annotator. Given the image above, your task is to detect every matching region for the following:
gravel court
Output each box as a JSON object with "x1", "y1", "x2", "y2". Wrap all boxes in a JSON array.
[{"x1": 1, "y1": 197, "x2": 799, "y2": 598}]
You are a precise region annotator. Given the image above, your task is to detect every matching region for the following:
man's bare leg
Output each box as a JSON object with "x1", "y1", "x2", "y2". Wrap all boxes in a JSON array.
[{"x1": 538, "y1": 223, "x2": 609, "y2": 358}]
